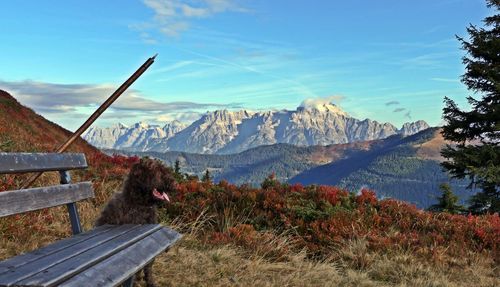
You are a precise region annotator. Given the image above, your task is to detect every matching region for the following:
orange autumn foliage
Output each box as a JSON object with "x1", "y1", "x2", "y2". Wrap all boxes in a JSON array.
[{"x1": 164, "y1": 175, "x2": 499, "y2": 261}]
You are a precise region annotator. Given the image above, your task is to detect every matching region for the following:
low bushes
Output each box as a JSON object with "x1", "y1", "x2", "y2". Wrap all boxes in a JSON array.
[{"x1": 164, "y1": 176, "x2": 499, "y2": 261}]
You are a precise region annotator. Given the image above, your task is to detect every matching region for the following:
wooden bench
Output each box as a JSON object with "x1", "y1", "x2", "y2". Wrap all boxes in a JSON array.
[{"x1": 0, "y1": 153, "x2": 182, "y2": 287}]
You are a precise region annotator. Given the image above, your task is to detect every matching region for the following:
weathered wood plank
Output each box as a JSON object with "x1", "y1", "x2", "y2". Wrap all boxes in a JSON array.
[
  {"x1": 0, "y1": 225, "x2": 116, "y2": 275},
  {"x1": 16, "y1": 224, "x2": 164, "y2": 287},
  {"x1": 0, "y1": 153, "x2": 87, "y2": 174},
  {"x1": 59, "y1": 227, "x2": 182, "y2": 287},
  {"x1": 0, "y1": 182, "x2": 94, "y2": 217},
  {"x1": 0, "y1": 225, "x2": 143, "y2": 286}
]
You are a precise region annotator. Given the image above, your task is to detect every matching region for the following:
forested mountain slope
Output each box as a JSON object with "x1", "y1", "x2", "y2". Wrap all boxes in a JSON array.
[{"x1": 290, "y1": 128, "x2": 472, "y2": 208}]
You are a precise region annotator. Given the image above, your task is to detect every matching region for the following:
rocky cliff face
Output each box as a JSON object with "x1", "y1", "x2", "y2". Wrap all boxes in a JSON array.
[
  {"x1": 83, "y1": 104, "x2": 430, "y2": 154},
  {"x1": 161, "y1": 110, "x2": 253, "y2": 154},
  {"x1": 399, "y1": 120, "x2": 430, "y2": 137},
  {"x1": 145, "y1": 120, "x2": 187, "y2": 151},
  {"x1": 83, "y1": 123, "x2": 129, "y2": 149},
  {"x1": 83, "y1": 121, "x2": 186, "y2": 151},
  {"x1": 114, "y1": 122, "x2": 166, "y2": 151}
]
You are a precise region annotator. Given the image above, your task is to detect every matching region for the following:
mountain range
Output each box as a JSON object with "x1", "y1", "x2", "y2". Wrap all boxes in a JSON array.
[
  {"x1": 0, "y1": 89, "x2": 472, "y2": 208},
  {"x1": 83, "y1": 103, "x2": 429, "y2": 154}
]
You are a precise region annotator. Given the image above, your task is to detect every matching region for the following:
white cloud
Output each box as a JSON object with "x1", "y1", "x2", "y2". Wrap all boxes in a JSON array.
[
  {"x1": 181, "y1": 5, "x2": 210, "y2": 17},
  {"x1": 138, "y1": 0, "x2": 248, "y2": 38},
  {"x1": 149, "y1": 60, "x2": 195, "y2": 75},
  {"x1": 155, "y1": 111, "x2": 202, "y2": 124},
  {"x1": 299, "y1": 95, "x2": 344, "y2": 109},
  {"x1": 144, "y1": 0, "x2": 177, "y2": 17},
  {"x1": 0, "y1": 79, "x2": 240, "y2": 115},
  {"x1": 159, "y1": 21, "x2": 189, "y2": 36}
]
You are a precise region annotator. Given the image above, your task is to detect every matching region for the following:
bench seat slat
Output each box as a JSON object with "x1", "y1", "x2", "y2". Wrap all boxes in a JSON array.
[
  {"x1": 0, "y1": 153, "x2": 87, "y2": 174},
  {"x1": 0, "y1": 225, "x2": 115, "y2": 275},
  {"x1": 0, "y1": 182, "x2": 94, "y2": 217},
  {"x1": 0, "y1": 225, "x2": 142, "y2": 286},
  {"x1": 15, "y1": 224, "x2": 164, "y2": 287},
  {"x1": 59, "y1": 227, "x2": 182, "y2": 287}
]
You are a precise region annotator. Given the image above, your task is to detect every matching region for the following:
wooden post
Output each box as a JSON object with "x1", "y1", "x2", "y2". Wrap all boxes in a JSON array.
[{"x1": 60, "y1": 171, "x2": 83, "y2": 235}]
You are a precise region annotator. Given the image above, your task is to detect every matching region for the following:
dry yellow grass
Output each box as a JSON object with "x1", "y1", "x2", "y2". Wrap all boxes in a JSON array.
[{"x1": 149, "y1": 235, "x2": 499, "y2": 287}]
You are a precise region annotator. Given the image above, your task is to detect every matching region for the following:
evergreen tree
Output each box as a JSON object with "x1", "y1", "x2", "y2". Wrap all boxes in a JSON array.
[
  {"x1": 172, "y1": 159, "x2": 184, "y2": 181},
  {"x1": 261, "y1": 173, "x2": 280, "y2": 189},
  {"x1": 174, "y1": 159, "x2": 181, "y2": 175},
  {"x1": 441, "y1": 0, "x2": 500, "y2": 214},
  {"x1": 185, "y1": 174, "x2": 199, "y2": 181},
  {"x1": 202, "y1": 169, "x2": 211, "y2": 183},
  {"x1": 428, "y1": 183, "x2": 465, "y2": 214}
]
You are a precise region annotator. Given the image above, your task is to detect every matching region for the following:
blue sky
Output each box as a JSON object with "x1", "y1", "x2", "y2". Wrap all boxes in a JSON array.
[{"x1": 0, "y1": 0, "x2": 491, "y2": 131}]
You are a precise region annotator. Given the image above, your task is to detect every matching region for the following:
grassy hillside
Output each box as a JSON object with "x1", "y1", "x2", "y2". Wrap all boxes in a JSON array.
[
  {"x1": 0, "y1": 89, "x2": 116, "y2": 192},
  {"x1": 0, "y1": 90, "x2": 100, "y2": 155}
]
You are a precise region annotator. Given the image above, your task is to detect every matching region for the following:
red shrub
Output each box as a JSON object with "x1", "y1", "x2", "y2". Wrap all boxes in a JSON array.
[
  {"x1": 356, "y1": 189, "x2": 377, "y2": 206},
  {"x1": 162, "y1": 177, "x2": 500, "y2": 260},
  {"x1": 318, "y1": 185, "x2": 347, "y2": 206}
]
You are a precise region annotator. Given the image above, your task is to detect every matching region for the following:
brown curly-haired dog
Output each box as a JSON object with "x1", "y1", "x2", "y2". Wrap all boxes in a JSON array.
[{"x1": 95, "y1": 158, "x2": 175, "y2": 287}]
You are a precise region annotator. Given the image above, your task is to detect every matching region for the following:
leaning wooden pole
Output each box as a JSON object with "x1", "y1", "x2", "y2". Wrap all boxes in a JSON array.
[{"x1": 21, "y1": 54, "x2": 157, "y2": 189}]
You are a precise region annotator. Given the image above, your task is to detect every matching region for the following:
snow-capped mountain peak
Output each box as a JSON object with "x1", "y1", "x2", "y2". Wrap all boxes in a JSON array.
[
  {"x1": 399, "y1": 120, "x2": 430, "y2": 136},
  {"x1": 115, "y1": 122, "x2": 128, "y2": 129},
  {"x1": 299, "y1": 103, "x2": 348, "y2": 116},
  {"x1": 83, "y1": 106, "x2": 431, "y2": 154}
]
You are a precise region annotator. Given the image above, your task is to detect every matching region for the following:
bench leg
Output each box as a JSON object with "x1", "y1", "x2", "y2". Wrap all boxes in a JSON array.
[
  {"x1": 122, "y1": 275, "x2": 135, "y2": 287},
  {"x1": 66, "y1": 202, "x2": 82, "y2": 235}
]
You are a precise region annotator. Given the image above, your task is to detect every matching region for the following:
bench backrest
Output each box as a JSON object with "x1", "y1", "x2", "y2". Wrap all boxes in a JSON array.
[{"x1": 0, "y1": 153, "x2": 94, "y2": 234}]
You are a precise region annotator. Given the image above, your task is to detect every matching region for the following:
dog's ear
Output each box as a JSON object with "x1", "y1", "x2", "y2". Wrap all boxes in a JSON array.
[
  {"x1": 129, "y1": 158, "x2": 155, "y2": 180},
  {"x1": 123, "y1": 158, "x2": 155, "y2": 203}
]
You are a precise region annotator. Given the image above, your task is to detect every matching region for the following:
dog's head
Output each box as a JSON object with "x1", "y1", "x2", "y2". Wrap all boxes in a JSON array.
[{"x1": 123, "y1": 158, "x2": 176, "y2": 206}]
